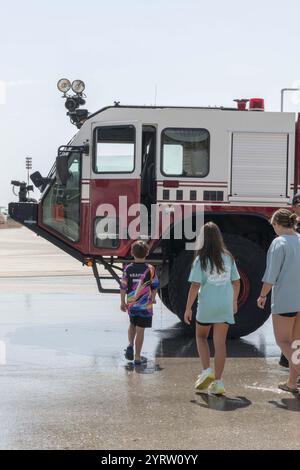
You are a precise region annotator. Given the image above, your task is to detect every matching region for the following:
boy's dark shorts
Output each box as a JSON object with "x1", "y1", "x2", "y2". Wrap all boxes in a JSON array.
[{"x1": 130, "y1": 315, "x2": 152, "y2": 328}]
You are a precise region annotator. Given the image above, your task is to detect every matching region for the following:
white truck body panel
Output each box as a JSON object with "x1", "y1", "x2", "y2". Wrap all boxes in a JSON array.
[
  {"x1": 231, "y1": 132, "x2": 289, "y2": 199},
  {"x1": 71, "y1": 106, "x2": 296, "y2": 207}
]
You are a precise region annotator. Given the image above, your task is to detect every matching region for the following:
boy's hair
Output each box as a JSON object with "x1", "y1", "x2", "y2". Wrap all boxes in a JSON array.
[
  {"x1": 195, "y1": 222, "x2": 232, "y2": 274},
  {"x1": 131, "y1": 240, "x2": 149, "y2": 259}
]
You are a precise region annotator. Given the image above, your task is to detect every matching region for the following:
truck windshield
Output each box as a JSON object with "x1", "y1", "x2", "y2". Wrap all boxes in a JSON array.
[{"x1": 42, "y1": 151, "x2": 81, "y2": 242}]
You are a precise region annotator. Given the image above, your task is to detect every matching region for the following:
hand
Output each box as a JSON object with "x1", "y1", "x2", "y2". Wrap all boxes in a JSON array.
[
  {"x1": 120, "y1": 302, "x2": 128, "y2": 312},
  {"x1": 257, "y1": 296, "x2": 266, "y2": 309},
  {"x1": 233, "y1": 300, "x2": 238, "y2": 315},
  {"x1": 151, "y1": 298, "x2": 157, "y2": 305},
  {"x1": 184, "y1": 308, "x2": 192, "y2": 325}
]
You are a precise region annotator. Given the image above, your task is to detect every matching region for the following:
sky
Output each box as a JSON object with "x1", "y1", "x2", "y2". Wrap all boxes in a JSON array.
[{"x1": 1, "y1": 0, "x2": 300, "y2": 207}]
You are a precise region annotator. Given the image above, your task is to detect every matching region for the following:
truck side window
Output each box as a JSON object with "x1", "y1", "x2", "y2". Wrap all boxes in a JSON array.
[
  {"x1": 161, "y1": 128, "x2": 209, "y2": 177},
  {"x1": 42, "y1": 151, "x2": 81, "y2": 242},
  {"x1": 94, "y1": 125, "x2": 135, "y2": 173}
]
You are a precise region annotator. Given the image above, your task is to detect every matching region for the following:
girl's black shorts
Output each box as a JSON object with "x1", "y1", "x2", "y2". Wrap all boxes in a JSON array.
[
  {"x1": 278, "y1": 312, "x2": 298, "y2": 318},
  {"x1": 196, "y1": 320, "x2": 230, "y2": 326}
]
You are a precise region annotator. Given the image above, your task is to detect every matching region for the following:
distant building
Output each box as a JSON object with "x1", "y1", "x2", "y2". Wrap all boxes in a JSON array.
[{"x1": 0, "y1": 207, "x2": 8, "y2": 223}]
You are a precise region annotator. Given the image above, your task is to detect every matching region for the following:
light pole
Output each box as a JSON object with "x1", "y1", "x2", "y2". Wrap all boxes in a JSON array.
[
  {"x1": 280, "y1": 88, "x2": 300, "y2": 112},
  {"x1": 25, "y1": 157, "x2": 32, "y2": 186}
]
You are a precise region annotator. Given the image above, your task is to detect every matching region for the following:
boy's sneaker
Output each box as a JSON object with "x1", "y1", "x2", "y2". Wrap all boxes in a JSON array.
[
  {"x1": 195, "y1": 368, "x2": 215, "y2": 390},
  {"x1": 124, "y1": 345, "x2": 134, "y2": 361},
  {"x1": 208, "y1": 380, "x2": 225, "y2": 396}
]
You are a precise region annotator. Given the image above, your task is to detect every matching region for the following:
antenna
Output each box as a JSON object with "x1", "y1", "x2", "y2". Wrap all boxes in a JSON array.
[{"x1": 154, "y1": 84, "x2": 157, "y2": 106}]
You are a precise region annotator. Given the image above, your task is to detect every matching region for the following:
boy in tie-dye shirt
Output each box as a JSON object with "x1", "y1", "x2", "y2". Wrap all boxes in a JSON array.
[{"x1": 120, "y1": 241, "x2": 159, "y2": 365}]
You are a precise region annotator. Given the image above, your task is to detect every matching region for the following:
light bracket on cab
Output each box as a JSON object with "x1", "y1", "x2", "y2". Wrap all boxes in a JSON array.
[{"x1": 57, "y1": 78, "x2": 89, "y2": 129}]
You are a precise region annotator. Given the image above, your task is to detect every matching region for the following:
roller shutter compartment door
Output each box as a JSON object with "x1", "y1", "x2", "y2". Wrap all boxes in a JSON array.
[{"x1": 231, "y1": 132, "x2": 288, "y2": 198}]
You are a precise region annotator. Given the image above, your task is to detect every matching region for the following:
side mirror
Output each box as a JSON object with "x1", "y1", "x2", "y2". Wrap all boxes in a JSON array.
[
  {"x1": 56, "y1": 154, "x2": 69, "y2": 185},
  {"x1": 30, "y1": 171, "x2": 52, "y2": 192}
]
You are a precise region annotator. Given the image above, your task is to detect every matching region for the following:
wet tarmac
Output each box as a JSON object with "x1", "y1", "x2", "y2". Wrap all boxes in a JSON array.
[{"x1": 0, "y1": 229, "x2": 300, "y2": 449}]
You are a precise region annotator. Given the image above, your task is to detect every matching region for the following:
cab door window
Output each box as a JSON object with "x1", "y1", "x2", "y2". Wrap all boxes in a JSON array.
[{"x1": 94, "y1": 125, "x2": 135, "y2": 173}]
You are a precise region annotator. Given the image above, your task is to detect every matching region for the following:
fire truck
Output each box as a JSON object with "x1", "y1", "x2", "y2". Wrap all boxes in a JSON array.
[{"x1": 9, "y1": 79, "x2": 300, "y2": 338}]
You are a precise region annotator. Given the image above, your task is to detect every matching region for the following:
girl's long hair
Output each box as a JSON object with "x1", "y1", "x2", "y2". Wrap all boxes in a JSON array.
[{"x1": 195, "y1": 222, "x2": 232, "y2": 274}]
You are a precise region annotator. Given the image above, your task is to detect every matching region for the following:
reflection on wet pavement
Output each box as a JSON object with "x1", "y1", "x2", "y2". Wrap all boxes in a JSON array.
[
  {"x1": 1, "y1": 229, "x2": 300, "y2": 450},
  {"x1": 0, "y1": 291, "x2": 279, "y2": 370},
  {"x1": 124, "y1": 361, "x2": 164, "y2": 374},
  {"x1": 0, "y1": 289, "x2": 300, "y2": 450},
  {"x1": 155, "y1": 320, "x2": 276, "y2": 358},
  {"x1": 192, "y1": 394, "x2": 252, "y2": 412},
  {"x1": 269, "y1": 397, "x2": 300, "y2": 412}
]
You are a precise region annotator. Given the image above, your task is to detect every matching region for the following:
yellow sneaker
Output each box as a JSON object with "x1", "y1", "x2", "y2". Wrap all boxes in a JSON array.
[
  {"x1": 195, "y1": 368, "x2": 215, "y2": 390},
  {"x1": 208, "y1": 380, "x2": 225, "y2": 395}
]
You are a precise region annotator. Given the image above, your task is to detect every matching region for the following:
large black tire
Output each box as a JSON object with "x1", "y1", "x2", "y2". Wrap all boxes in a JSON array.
[{"x1": 167, "y1": 234, "x2": 271, "y2": 339}]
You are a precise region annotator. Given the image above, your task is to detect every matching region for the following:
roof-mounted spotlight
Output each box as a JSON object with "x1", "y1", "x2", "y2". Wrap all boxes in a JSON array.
[
  {"x1": 57, "y1": 78, "x2": 88, "y2": 129},
  {"x1": 57, "y1": 78, "x2": 71, "y2": 94},
  {"x1": 71, "y1": 79, "x2": 85, "y2": 94}
]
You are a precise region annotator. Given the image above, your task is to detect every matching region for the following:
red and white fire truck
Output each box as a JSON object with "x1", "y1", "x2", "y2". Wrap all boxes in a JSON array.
[{"x1": 9, "y1": 80, "x2": 300, "y2": 338}]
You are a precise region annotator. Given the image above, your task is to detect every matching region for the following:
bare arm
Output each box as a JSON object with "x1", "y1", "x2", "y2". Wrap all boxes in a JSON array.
[
  {"x1": 120, "y1": 290, "x2": 127, "y2": 312},
  {"x1": 258, "y1": 239, "x2": 283, "y2": 309},
  {"x1": 151, "y1": 289, "x2": 158, "y2": 303},
  {"x1": 184, "y1": 282, "x2": 200, "y2": 325},
  {"x1": 232, "y1": 279, "x2": 240, "y2": 314},
  {"x1": 257, "y1": 282, "x2": 272, "y2": 309}
]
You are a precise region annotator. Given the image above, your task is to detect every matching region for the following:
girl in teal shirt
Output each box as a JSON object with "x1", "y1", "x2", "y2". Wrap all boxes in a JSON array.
[{"x1": 184, "y1": 222, "x2": 240, "y2": 395}]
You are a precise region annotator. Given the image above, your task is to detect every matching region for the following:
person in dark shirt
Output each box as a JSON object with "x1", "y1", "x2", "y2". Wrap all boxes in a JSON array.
[
  {"x1": 279, "y1": 193, "x2": 300, "y2": 368},
  {"x1": 120, "y1": 240, "x2": 159, "y2": 365},
  {"x1": 292, "y1": 193, "x2": 300, "y2": 233}
]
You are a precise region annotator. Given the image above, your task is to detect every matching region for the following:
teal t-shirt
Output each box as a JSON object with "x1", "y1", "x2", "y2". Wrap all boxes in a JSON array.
[{"x1": 188, "y1": 254, "x2": 240, "y2": 324}]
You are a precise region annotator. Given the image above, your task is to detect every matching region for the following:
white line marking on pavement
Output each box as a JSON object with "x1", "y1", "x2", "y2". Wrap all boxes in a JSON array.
[{"x1": 245, "y1": 385, "x2": 285, "y2": 394}]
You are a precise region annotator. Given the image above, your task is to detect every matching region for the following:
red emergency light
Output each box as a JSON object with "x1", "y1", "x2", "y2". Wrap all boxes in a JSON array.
[
  {"x1": 234, "y1": 99, "x2": 249, "y2": 111},
  {"x1": 249, "y1": 98, "x2": 265, "y2": 111}
]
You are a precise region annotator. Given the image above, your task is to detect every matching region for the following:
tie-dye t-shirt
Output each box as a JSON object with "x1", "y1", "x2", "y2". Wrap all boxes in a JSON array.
[{"x1": 120, "y1": 263, "x2": 159, "y2": 317}]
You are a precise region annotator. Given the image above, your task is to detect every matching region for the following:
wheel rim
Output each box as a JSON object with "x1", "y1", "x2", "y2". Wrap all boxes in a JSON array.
[{"x1": 238, "y1": 268, "x2": 251, "y2": 308}]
